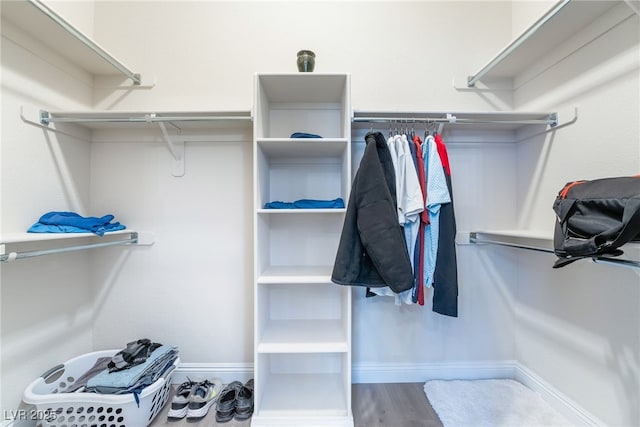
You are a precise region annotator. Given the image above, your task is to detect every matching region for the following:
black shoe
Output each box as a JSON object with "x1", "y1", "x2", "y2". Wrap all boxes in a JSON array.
[
  {"x1": 215, "y1": 381, "x2": 242, "y2": 423},
  {"x1": 234, "y1": 379, "x2": 254, "y2": 421}
]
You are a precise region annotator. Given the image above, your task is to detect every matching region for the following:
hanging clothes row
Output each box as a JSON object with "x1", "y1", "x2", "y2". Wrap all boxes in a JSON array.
[{"x1": 331, "y1": 129, "x2": 458, "y2": 317}]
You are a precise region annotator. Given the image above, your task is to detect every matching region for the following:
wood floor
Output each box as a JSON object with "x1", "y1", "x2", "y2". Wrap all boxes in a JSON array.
[
  {"x1": 352, "y1": 383, "x2": 443, "y2": 427},
  {"x1": 150, "y1": 383, "x2": 443, "y2": 427}
]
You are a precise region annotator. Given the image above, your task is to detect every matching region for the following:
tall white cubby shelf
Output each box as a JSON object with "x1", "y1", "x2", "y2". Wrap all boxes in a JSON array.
[{"x1": 252, "y1": 73, "x2": 353, "y2": 427}]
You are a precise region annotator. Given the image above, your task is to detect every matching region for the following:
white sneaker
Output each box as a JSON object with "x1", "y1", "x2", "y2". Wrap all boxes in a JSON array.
[
  {"x1": 186, "y1": 378, "x2": 223, "y2": 420},
  {"x1": 167, "y1": 379, "x2": 198, "y2": 419}
]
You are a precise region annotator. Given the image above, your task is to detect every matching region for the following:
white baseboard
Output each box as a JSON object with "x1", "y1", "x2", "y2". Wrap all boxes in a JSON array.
[
  {"x1": 514, "y1": 363, "x2": 605, "y2": 427},
  {"x1": 172, "y1": 362, "x2": 253, "y2": 385},
  {"x1": 172, "y1": 360, "x2": 601, "y2": 426},
  {"x1": 352, "y1": 360, "x2": 517, "y2": 384}
]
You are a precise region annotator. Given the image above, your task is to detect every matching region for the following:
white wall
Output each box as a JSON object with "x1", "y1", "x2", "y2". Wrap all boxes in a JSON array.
[
  {"x1": 1, "y1": 10, "x2": 94, "y2": 416},
  {"x1": 90, "y1": 1, "x2": 512, "y2": 112},
  {"x1": 88, "y1": 130, "x2": 254, "y2": 365},
  {"x1": 512, "y1": 2, "x2": 640, "y2": 426},
  {"x1": 1, "y1": 1, "x2": 638, "y2": 426},
  {"x1": 42, "y1": 0, "x2": 95, "y2": 38},
  {"x1": 511, "y1": 0, "x2": 557, "y2": 38}
]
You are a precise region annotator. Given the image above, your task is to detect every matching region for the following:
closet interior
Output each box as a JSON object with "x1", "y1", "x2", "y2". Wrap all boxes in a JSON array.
[{"x1": 1, "y1": 0, "x2": 639, "y2": 426}]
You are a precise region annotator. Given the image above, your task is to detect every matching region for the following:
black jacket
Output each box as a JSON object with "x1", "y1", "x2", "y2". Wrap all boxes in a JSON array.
[{"x1": 331, "y1": 132, "x2": 414, "y2": 293}]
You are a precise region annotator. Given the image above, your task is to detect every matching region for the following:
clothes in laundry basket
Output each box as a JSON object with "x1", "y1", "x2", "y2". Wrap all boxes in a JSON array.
[{"x1": 85, "y1": 344, "x2": 177, "y2": 395}]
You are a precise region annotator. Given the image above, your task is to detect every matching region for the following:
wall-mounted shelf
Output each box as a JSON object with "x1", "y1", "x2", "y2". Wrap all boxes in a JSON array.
[
  {"x1": 1, "y1": 0, "x2": 142, "y2": 85},
  {"x1": 0, "y1": 230, "x2": 153, "y2": 262},
  {"x1": 466, "y1": 0, "x2": 622, "y2": 87},
  {"x1": 469, "y1": 230, "x2": 640, "y2": 269},
  {"x1": 20, "y1": 107, "x2": 253, "y2": 177}
]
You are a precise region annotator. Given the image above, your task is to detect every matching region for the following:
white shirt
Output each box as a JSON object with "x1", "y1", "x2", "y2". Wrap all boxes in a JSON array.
[
  {"x1": 371, "y1": 134, "x2": 424, "y2": 304},
  {"x1": 422, "y1": 135, "x2": 451, "y2": 288}
]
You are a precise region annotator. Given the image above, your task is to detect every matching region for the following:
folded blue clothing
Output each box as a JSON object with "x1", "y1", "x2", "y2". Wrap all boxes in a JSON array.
[
  {"x1": 291, "y1": 132, "x2": 322, "y2": 138},
  {"x1": 27, "y1": 211, "x2": 126, "y2": 236},
  {"x1": 27, "y1": 223, "x2": 126, "y2": 234},
  {"x1": 86, "y1": 345, "x2": 177, "y2": 395},
  {"x1": 264, "y1": 198, "x2": 345, "y2": 209}
]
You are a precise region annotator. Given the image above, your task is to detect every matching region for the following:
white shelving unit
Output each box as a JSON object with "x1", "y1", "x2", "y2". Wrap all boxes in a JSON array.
[
  {"x1": 466, "y1": 0, "x2": 622, "y2": 87},
  {"x1": 252, "y1": 73, "x2": 353, "y2": 427}
]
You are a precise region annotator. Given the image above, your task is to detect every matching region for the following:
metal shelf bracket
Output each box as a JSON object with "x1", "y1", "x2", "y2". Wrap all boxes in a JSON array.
[{"x1": 154, "y1": 115, "x2": 185, "y2": 177}]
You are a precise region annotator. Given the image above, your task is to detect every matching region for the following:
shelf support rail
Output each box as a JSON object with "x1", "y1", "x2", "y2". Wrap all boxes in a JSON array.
[
  {"x1": 0, "y1": 232, "x2": 139, "y2": 262},
  {"x1": 27, "y1": 0, "x2": 142, "y2": 85},
  {"x1": 466, "y1": 0, "x2": 573, "y2": 87},
  {"x1": 469, "y1": 232, "x2": 640, "y2": 270}
]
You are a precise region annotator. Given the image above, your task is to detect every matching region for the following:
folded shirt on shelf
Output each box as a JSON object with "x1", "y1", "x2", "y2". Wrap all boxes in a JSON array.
[
  {"x1": 290, "y1": 132, "x2": 322, "y2": 138},
  {"x1": 264, "y1": 198, "x2": 345, "y2": 209},
  {"x1": 27, "y1": 211, "x2": 126, "y2": 236}
]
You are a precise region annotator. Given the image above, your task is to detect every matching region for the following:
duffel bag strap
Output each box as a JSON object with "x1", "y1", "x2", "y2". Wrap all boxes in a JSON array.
[{"x1": 603, "y1": 197, "x2": 640, "y2": 250}]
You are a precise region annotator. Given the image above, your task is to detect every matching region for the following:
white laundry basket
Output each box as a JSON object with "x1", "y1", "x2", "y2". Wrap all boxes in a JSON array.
[{"x1": 22, "y1": 349, "x2": 178, "y2": 427}]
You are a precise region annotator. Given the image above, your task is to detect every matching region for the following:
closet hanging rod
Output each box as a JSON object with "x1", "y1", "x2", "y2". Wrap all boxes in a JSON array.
[
  {"x1": 27, "y1": 0, "x2": 142, "y2": 85},
  {"x1": 0, "y1": 233, "x2": 138, "y2": 262},
  {"x1": 39, "y1": 112, "x2": 252, "y2": 125},
  {"x1": 469, "y1": 232, "x2": 640, "y2": 269},
  {"x1": 353, "y1": 115, "x2": 558, "y2": 127},
  {"x1": 468, "y1": 234, "x2": 555, "y2": 254}
]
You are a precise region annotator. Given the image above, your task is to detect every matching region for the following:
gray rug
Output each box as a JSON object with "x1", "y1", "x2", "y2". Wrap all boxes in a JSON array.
[{"x1": 424, "y1": 379, "x2": 573, "y2": 427}]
